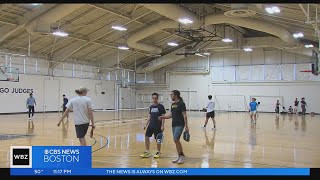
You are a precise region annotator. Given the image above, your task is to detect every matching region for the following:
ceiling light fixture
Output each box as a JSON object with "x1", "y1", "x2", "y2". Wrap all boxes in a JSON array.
[
  {"x1": 52, "y1": 31, "x2": 69, "y2": 37},
  {"x1": 265, "y1": 6, "x2": 281, "y2": 14},
  {"x1": 118, "y1": 46, "x2": 129, "y2": 50},
  {"x1": 243, "y1": 48, "x2": 253, "y2": 52},
  {"x1": 293, "y1": 32, "x2": 304, "y2": 38},
  {"x1": 222, "y1": 38, "x2": 233, "y2": 43},
  {"x1": 111, "y1": 25, "x2": 127, "y2": 31},
  {"x1": 178, "y1": 18, "x2": 193, "y2": 24},
  {"x1": 305, "y1": 44, "x2": 314, "y2": 48},
  {"x1": 195, "y1": 53, "x2": 206, "y2": 57},
  {"x1": 271, "y1": 6, "x2": 281, "y2": 13},
  {"x1": 167, "y1": 42, "x2": 179, "y2": 47}
]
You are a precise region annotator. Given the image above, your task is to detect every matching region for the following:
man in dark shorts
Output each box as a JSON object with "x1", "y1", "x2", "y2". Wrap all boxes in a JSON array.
[
  {"x1": 57, "y1": 87, "x2": 94, "y2": 146},
  {"x1": 140, "y1": 93, "x2": 166, "y2": 158},
  {"x1": 159, "y1": 90, "x2": 189, "y2": 164},
  {"x1": 275, "y1": 100, "x2": 281, "y2": 114},
  {"x1": 203, "y1": 95, "x2": 216, "y2": 130}
]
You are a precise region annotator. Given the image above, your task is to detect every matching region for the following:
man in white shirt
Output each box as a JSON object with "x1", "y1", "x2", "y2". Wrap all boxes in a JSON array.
[
  {"x1": 57, "y1": 87, "x2": 95, "y2": 146},
  {"x1": 203, "y1": 95, "x2": 216, "y2": 130}
]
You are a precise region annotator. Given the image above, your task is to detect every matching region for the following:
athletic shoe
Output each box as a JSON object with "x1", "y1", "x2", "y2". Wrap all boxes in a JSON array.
[
  {"x1": 212, "y1": 127, "x2": 217, "y2": 131},
  {"x1": 177, "y1": 156, "x2": 185, "y2": 164},
  {"x1": 140, "y1": 152, "x2": 151, "y2": 158},
  {"x1": 172, "y1": 156, "x2": 180, "y2": 163},
  {"x1": 153, "y1": 152, "x2": 161, "y2": 158}
]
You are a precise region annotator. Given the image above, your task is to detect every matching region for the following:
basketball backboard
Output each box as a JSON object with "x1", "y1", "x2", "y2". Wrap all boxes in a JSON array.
[{"x1": 0, "y1": 66, "x2": 19, "y2": 82}]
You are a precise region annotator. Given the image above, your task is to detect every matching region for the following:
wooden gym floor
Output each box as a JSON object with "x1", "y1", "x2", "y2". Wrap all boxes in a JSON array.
[{"x1": 0, "y1": 110, "x2": 319, "y2": 168}]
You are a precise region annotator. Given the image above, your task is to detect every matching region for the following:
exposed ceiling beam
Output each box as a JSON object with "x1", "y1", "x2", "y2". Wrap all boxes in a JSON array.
[
  {"x1": 0, "y1": 25, "x2": 24, "y2": 45},
  {"x1": 298, "y1": 3, "x2": 320, "y2": 48},
  {"x1": 88, "y1": 4, "x2": 131, "y2": 19},
  {"x1": 230, "y1": 25, "x2": 246, "y2": 34},
  {"x1": 131, "y1": 4, "x2": 139, "y2": 16},
  {"x1": 0, "y1": 4, "x2": 10, "y2": 12},
  {"x1": 0, "y1": 19, "x2": 17, "y2": 26},
  {"x1": 77, "y1": 46, "x2": 106, "y2": 60},
  {"x1": 52, "y1": 4, "x2": 192, "y2": 64},
  {"x1": 50, "y1": 9, "x2": 153, "y2": 64},
  {"x1": 0, "y1": 4, "x2": 56, "y2": 44},
  {"x1": 57, "y1": 7, "x2": 97, "y2": 31},
  {"x1": 30, "y1": 8, "x2": 97, "y2": 54},
  {"x1": 100, "y1": 32, "x2": 189, "y2": 67},
  {"x1": 89, "y1": 50, "x2": 115, "y2": 62},
  {"x1": 0, "y1": 8, "x2": 95, "y2": 52}
]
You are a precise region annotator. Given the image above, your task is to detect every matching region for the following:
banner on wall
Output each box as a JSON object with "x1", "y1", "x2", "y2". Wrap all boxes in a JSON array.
[{"x1": 0, "y1": 88, "x2": 33, "y2": 94}]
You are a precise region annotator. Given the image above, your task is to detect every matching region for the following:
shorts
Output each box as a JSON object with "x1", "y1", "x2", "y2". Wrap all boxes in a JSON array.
[
  {"x1": 172, "y1": 126, "x2": 184, "y2": 140},
  {"x1": 206, "y1": 111, "x2": 215, "y2": 118},
  {"x1": 250, "y1": 110, "x2": 257, "y2": 115},
  {"x1": 145, "y1": 127, "x2": 162, "y2": 138},
  {"x1": 75, "y1": 123, "x2": 89, "y2": 138}
]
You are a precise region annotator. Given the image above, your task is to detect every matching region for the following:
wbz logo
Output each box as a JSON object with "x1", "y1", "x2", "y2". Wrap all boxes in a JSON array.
[{"x1": 10, "y1": 146, "x2": 32, "y2": 168}]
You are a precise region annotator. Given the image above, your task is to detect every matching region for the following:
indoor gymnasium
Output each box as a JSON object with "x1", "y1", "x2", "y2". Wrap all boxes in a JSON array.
[{"x1": 0, "y1": 3, "x2": 320, "y2": 168}]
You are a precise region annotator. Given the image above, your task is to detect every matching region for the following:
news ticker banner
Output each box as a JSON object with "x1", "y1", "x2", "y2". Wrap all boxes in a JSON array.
[
  {"x1": 11, "y1": 168, "x2": 310, "y2": 176},
  {"x1": 9, "y1": 146, "x2": 310, "y2": 176}
]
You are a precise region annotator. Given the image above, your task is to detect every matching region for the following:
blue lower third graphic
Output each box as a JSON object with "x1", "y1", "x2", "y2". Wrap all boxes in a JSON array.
[
  {"x1": 31, "y1": 146, "x2": 91, "y2": 168},
  {"x1": 11, "y1": 168, "x2": 310, "y2": 176}
]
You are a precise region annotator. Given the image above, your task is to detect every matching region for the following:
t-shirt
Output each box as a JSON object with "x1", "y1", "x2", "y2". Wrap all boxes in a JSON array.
[
  {"x1": 206, "y1": 100, "x2": 215, "y2": 113},
  {"x1": 63, "y1": 97, "x2": 68, "y2": 107},
  {"x1": 148, "y1": 104, "x2": 166, "y2": 129},
  {"x1": 294, "y1": 100, "x2": 299, "y2": 106},
  {"x1": 301, "y1": 100, "x2": 306, "y2": 107},
  {"x1": 66, "y1": 96, "x2": 93, "y2": 125},
  {"x1": 171, "y1": 100, "x2": 186, "y2": 127},
  {"x1": 26, "y1": 97, "x2": 36, "y2": 106},
  {"x1": 249, "y1": 101, "x2": 258, "y2": 111}
]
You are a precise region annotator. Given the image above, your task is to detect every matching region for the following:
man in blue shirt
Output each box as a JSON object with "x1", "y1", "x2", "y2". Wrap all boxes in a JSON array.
[
  {"x1": 249, "y1": 98, "x2": 258, "y2": 124},
  {"x1": 26, "y1": 93, "x2": 36, "y2": 121}
]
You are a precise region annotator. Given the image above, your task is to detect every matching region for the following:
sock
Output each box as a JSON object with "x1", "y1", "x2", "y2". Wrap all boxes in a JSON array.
[{"x1": 179, "y1": 152, "x2": 184, "y2": 156}]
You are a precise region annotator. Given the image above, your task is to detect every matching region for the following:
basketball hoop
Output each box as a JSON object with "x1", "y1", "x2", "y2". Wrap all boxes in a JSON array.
[{"x1": 300, "y1": 70, "x2": 319, "y2": 76}]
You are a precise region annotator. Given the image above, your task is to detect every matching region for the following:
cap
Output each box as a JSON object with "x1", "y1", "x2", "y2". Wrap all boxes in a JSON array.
[{"x1": 77, "y1": 86, "x2": 89, "y2": 92}]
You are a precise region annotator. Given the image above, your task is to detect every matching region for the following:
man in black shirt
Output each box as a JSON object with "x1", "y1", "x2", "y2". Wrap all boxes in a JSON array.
[
  {"x1": 159, "y1": 90, "x2": 189, "y2": 164},
  {"x1": 140, "y1": 93, "x2": 166, "y2": 158}
]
